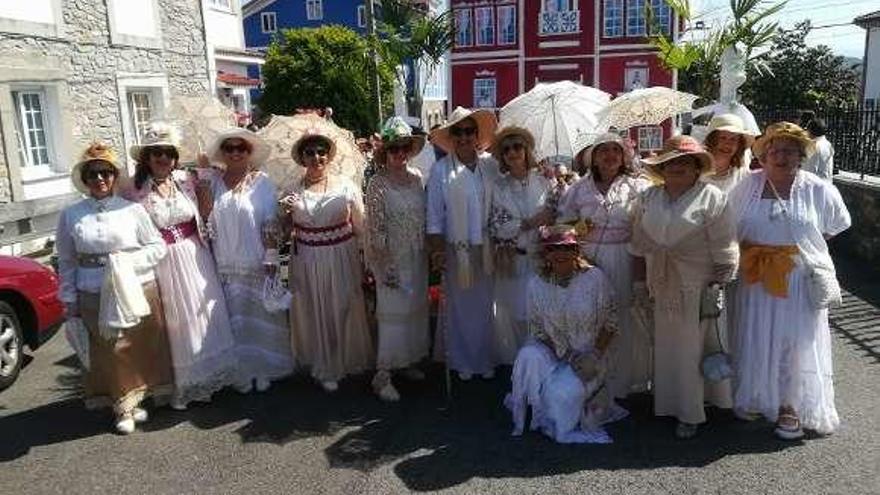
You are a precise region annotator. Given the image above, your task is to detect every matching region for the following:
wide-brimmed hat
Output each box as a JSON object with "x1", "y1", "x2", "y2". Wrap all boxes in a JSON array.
[
  {"x1": 71, "y1": 142, "x2": 124, "y2": 194},
  {"x1": 429, "y1": 106, "x2": 497, "y2": 153},
  {"x1": 641, "y1": 135, "x2": 714, "y2": 176},
  {"x1": 704, "y1": 113, "x2": 756, "y2": 148},
  {"x1": 752, "y1": 121, "x2": 815, "y2": 159},
  {"x1": 574, "y1": 132, "x2": 633, "y2": 171},
  {"x1": 128, "y1": 121, "x2": 182, "y2": 161},
  {"x1": 290, "y1": 126, "x2": 339, "y2": 167},
  {"x1": 206, "y1": 127, "x2": 270, "y2": 166},
  {"x1": 375, "y1": 116, "x2": 426, "y2": 165},
  {"x1": 490, "y1": 126, "x2": 536, "y2": 163}
]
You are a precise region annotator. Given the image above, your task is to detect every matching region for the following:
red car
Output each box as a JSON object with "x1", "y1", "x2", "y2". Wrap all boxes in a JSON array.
[{"x1": 0, "y1": 255, "x2": 65, "y2": 391}]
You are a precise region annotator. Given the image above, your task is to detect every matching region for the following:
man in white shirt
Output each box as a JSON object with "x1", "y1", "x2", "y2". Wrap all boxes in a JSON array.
[
  {"x1": 803, "y1": 118, "x2": 834, "y2": 182},
  {"x1": 426, "y1": 107, "x2": 499, "y2": 381}
]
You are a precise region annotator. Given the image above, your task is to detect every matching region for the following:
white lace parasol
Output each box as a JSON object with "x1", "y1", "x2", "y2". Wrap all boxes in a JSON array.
[
  {"x1": 258, "y1": 114, "x2": 366, "y2": 192},
  {"x1": 165, "y1": 96, "x2": 238, "y2": 164}
]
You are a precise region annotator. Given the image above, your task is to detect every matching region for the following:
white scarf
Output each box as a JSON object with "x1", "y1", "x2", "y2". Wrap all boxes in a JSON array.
[
  {"x1": 446, "y1": 153, "x2": 494, "y2": 287},
  {"x1": 98, "y1": 252, "x2": 151, "y2": 339}
]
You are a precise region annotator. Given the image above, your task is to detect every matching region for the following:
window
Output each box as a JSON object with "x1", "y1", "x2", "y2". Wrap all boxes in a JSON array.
[
  {"x1": 603, "y1": 0, "x2": 624, "y2": 37},
  {"x1": 208, "y1": 0, "x2": 232, "y2": 9},
  {"x1": 475, "y1": 7, "x2": 494, "y2": 46},
  {"x1": 306, "y1": 0, "x2": 323, "y2": 20},
  {"x1": 261, "y1": 12, "x2": 277, "y2": 33},
  {"x1": 473, "y1": 78, "x2": 496, "y2": 109},
  {"x1": 649, "y1": 0, "x2": 671, "y2": 35},
  {"x1": 498, "y1": 5, "x2": 516, "y2": 45},
  {"x1": 626, "y1": 0, "x2": 646, "y2": 36},
  {"x1": 357, "y1": 5, "x2": 367, "y2": 28},
  {"x1": 12, "y1": 90, "x2": 53, "y2": 168},
  {"x1": 127, "y1": 91, "x2": 153, "y2": 145},
  {"x1": 638, "y1": 126, "x2": 663, "y2": 151},
  {"x1": 455, "y1": 9, "x2": 473, "y2": 47},
  {"x1": 543, "y1": 0, "x2": 572, "y2": 12}
]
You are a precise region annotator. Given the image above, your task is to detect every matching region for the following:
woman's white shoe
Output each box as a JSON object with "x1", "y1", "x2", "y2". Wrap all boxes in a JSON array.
[
  {"x1": 115, "y1": 415, "x2": 136, "y2": 435},
  {"x1": 132, "y1": 407, "x2": 149, "y2": 423},
  {"x1": 321, "y1": 380, "x2": 339, "y2": 392}
]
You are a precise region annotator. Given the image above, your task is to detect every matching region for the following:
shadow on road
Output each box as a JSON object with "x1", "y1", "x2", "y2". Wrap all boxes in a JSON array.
[
  {"x1": 0, "y1": 363, "x2": 800, "y2": 487},
  {"x1": 831, "y1": 253, "x2": 880, "y2": 364}
]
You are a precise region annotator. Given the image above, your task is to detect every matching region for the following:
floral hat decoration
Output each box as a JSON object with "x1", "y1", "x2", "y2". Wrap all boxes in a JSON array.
[
  {"x1": 375, "y1": 116, "x2": 426, "y2": 165},
  {"x1": 128, "y1": 121, "x2": 182, "y2": 161},
  {"x1": 751, "y1": 121, "x2": 815, "y2": 159}
]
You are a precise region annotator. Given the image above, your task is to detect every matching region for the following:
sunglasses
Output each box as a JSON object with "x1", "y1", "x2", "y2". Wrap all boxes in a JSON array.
[
  {"x1": 85, "y1": 169, "x2": 117, "y2": 181},
  {"x1": 146, "y1": 146, "x2": 178, "y2": 159},
  {"x1": 221, "y1": 143, "x2": 251, "y2": 154},
  {"x1": 450, "y1": 126, "x2": 477, "y2": 137},
  {"x1": 544, "y1": 244, "x2": 577, "y2": 253},
  {"x1": 386, "y1": 144, "x2": 411, "y2": 155},
  {"x1": 502, "y1": 142, "x2": 525, "y2": 154},
  {"x1": 303, "y1": 147, "x2": 329, "y2": 158}
]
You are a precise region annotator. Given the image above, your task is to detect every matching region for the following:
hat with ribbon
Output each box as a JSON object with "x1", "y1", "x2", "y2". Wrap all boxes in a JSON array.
[
  {"x1": 641, "y1": 135, "x2": 714, "y2": 177},
  {"x1": 71, "y1": 142, "x2": 123, "y2": 194},
  {"x1": 128, "y1": 121, "x2": 182, "y2": 160},
  {"x1": 375, "y1": 116, "x2": 426, "y2": 165},
  {"x1": 751, "y1": 121, "x2": 815, "y2": 159}
]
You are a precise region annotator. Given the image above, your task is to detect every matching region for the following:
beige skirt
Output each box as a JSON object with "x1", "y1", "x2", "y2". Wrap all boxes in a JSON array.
[{"x1": 79, "y1": 282, "x2": 174, "y2": 415}]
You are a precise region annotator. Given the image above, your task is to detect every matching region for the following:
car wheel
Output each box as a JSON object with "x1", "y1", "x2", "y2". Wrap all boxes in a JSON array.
[{"x1": 0, "y1": 301, "x2": 24, "y2": 391}]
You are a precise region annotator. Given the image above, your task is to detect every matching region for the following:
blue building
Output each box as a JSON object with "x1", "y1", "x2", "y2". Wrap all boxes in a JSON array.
[{"x1": 242, "y1": 0, "x2": 449, "y2": 127}]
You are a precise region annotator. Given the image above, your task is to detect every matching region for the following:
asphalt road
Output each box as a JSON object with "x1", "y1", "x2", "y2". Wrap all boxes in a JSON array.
[{"x1": 2, "y1": 261, "x2": 879, "y2": 494}]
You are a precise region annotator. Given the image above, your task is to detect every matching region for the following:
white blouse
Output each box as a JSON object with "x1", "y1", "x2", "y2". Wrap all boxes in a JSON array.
[
  {"x1": 56, "y1": 196, "x2": 167, "y2": 303},
  {"x1": 557, "y1": 174, "x2": 650, "y2": 244}
]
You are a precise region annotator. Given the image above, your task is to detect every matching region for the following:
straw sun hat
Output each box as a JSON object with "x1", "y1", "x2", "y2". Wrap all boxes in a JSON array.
[
  {"x1": 429, "y1": 106, "x2": 498, "y2": 153},
  {"x1": 71, "y1": 142, "x2": 124, "y2": 194},
  {"x1": 641, "y1": 135, "x2": 715, "y2": 177},
  {"x1": 375, "y1": 116, "x2": 426, "y2": 165},
  {"x1": 206, "y1": 127, "x2": 270, "y2": 166},
  {"x1": 751, "y1": 121, "x2": 815, "y2": 159},
  {"x1": 704, "y1": 113, "x2": 756, "y2": 147},
  {"x1": 490, "y1": 126, "x2": 536, "y2": 163},
  {"x1": 128, "y1": 121, "x2": 182, "y2": 161}
]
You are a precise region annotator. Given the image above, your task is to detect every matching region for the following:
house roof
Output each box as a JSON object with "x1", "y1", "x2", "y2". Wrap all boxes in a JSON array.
[
  {"x1": 242, "y1": 0, "x2": 276, "y2": 18},
  {"x1": 217, "y1": 71, "x2": 261, "y2": 88},
  {"x1": 854, "y1": 10, "x2": 880, "y2": 28}
]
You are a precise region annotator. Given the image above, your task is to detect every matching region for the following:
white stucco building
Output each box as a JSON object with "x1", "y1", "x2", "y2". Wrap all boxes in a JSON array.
[
  {"x1": 855, "y1": 10, "x2": 880, "y2": 107},
  {"x1": 202, "y1": 0, "x2": 264, "y2": 124}
]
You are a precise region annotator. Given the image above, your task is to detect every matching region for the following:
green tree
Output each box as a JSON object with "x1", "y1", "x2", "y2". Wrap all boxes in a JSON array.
[
  {"x1": 648, "y1": 0, "x2": 786, "y2": 103},
  {"x1": 258, "y1": 25, "x2": 395, "y2": 136},
  {"x1": 740, "y1": 20, "x2": 861, "y2": 110}
]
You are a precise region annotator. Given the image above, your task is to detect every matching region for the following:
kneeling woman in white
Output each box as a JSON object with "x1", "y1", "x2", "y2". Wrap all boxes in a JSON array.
[{"x1": 506, "y1": 224, "x2": 627, "y2": 443}]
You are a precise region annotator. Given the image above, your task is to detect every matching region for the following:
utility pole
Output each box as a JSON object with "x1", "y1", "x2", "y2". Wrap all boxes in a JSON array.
[{"x1": 365, "y1": 0, "x2": 383, "y2": 130}]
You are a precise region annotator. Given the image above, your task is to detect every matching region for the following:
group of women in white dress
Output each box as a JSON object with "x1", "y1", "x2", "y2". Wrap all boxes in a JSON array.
[{"x1": 56, "y1": 108, "x2": 850, "y2": 444}]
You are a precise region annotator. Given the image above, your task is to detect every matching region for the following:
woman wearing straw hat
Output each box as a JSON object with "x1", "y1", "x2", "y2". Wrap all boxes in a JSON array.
[
  {"x1": 557, "y1": 132, "x2": 652, "y2": 399},
  {"x1": 505, "y1": 224, "x2": 626, "y2": 443},
  {"x1": 487, "y1": 126, "x2": 555, "y2": 365},
  {"x1": 364, "y1": 117, "x2": 430, "y2": 401},
  {"x1": 280, "y1": 126, "x2": 374, "y2": 393},
  {"x1": 702, "y1": 113, "x2": 756, "y2": 193},
  {"x1": 55, "y1": 143, "x2": 172, "y2": 434},
  {"x1": 123, "y1": 122, "x2": 238, "y2": 409},
  {"x1": 426, "y1": 106, "x2": 500, "y2": 381},
  {"x1": 729, "y1": 122, "x2": 850, "y2": 440},
  {"x1": 201, "y1": 128, "x2": 293, "y2": 394},
  {"x1": 630, "y1": 135, "x2": 739, "y2": 439}
]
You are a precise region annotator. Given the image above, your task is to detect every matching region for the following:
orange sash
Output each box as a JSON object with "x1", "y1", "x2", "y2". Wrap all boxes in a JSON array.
[{"x1": 741, "y1": 243, "x2": 799, "y2": 298}]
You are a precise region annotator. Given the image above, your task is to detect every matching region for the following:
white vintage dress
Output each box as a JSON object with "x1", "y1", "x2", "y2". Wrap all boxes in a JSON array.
[
  {"x1": 125, "y1": 171, "x2": 238, "y2": 406},
  {"x1": 208, "y1": 170, "x2": 293, "y2": 387},
  {"x1": 488, "y1": 169, "x2": 553, "y2": 364},
  {"x1": 730, "y1": 171, "x2": 850, "y2": 433},
  {"x1": 365, "y1": 172, "x2": 429, "y2": 370},
  {"x1": 557, "y1": 173, "x2": 652, "y2": 398},
  {"x1": 629, "y1": 182, "x2": 739, "y2": 425},
  {"x1": 286, "y1": 177, "x2": 374, "y2": 382},
  {"x1": 505, "y1": 268, "x2": 627, "y2": 444}
]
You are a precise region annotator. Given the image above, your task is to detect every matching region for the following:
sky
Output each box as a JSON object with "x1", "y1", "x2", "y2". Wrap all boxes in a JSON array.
[{"x1": 693, "y1": 0, "x2": 875, "y2": 58}]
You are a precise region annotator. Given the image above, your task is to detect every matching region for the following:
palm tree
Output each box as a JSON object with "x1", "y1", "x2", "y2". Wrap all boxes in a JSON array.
[
  {"x1": 648, "y1": 0, "x2": 786, "y2": 103},
  {"x1": 367, "y1": 0, "x2": 455, "y2": 126}
]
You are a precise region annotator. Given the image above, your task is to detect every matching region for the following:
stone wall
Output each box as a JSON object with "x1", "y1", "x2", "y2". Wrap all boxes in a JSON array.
[
  {"x1": 0, "y1": 0, "x2": 211, "y2": 245},
  {"x1": 0, "y1": 0, "x2": 209, "y2": 153},
  {"x1": 832, "y1": 175, "x2": 880, "y2": 266}
]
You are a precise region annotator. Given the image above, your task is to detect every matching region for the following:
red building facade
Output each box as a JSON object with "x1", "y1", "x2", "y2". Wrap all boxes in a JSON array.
[{"x1": 451, "y1": 0, "x2": 678, "y2": 152}]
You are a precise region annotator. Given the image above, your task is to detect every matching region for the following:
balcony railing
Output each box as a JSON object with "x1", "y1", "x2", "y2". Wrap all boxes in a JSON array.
[{"x1": 539, "y1": 10, "x2": 579, "y2": 36}]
